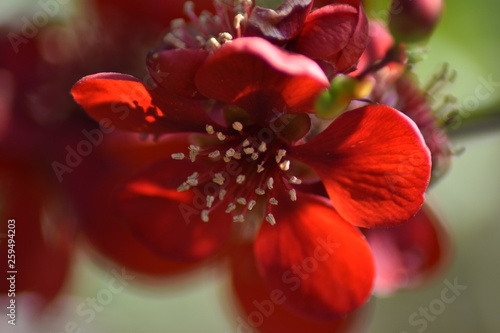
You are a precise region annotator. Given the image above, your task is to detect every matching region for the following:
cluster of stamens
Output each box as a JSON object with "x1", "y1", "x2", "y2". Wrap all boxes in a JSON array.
[
  {"x1": 163, "y1": 0, "x2": 253, "y2": 52},
  {"x1": 171, "y1": 121, "x2": 303, "y2": 226}
]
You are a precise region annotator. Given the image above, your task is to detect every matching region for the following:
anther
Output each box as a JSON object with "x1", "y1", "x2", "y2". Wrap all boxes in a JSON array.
[
  {"x1": 226, "y1": 148, "x2": 236, "y2": 157},
  {"x1": 205, "y1": 124, "x2": 215, "y2": 135},
  {"x1": 289, "y1": 189, "x2": 297, "y2": 201},
  {"x1": 201, "y1": 210, "x2": 210, "y2": 222},
  {"x1": 289, "y1": 176, "x2": 302, "y2": 184},
  {"x1": 233, "y1": 214, "x2": 245, "y2": 223},
  {"x1": 243, "y1": 147, "x2": 254, "y2": 154},
  {"x1": 257, "y1": 162, "x2": 265, "y2": 173},
  {"x1": 276, "y1": 149, "x2": 286, "y2": 163},
  {"x1": 216, "y1": 132, "x2": 226, "y2": 141},
  {"x1": 219, "y1": 32, "x2": 233, "y2": 44},
  {"x1": 236, "y1": 175, "x2": 246, "y2": 184},
  {"x1": 206, "y1": 195, "x2": 215, "y2": 208},
  {"x1": 209, "y1": 150, "x2": 221, "y2": 158},
  {"x1": 171, "y1": 153, "x2": 185, "y2": 160},
  {"x1": 207, "y1": 37, "x2": 221, "y2": 51},
  {"x1": 233, "y1": 152, "x2": 242, "y2": 160},
  {"x1": 225, "y1": 203, "x2": 236, "y2": 213},
  {"x1": 232, "y1": 121, "x2": 243, "y2": 131},
  {"x1": 177, "y1": 182, "x2": 190, "y2": 192},
  {"x1": 251, "y1": 153, "x2": 259, "y2": 160},
  {"x1": 258, "y1": 142, "x2": 267, "y2": 152},
  {"x1": 279, "y1": 160, "x2": 290, "y2": 171},
  {"x1": 267, "y1": 177, "x2": 274, "y2": 190},
  {"x1": 234, "y1": 14, "x2": 245, "y2": 30},
  {"x1": 266, "y1": 213, "x2": 276, "y2": 225},
  {"x1": 269, "y1": 197, "x2": 278, "y2": 205},
  {"x1": 242, "y1": 139, "x2": 251, "y2": 147},
  {"x1": 236, "y1": 197, "x2": 247, "y2": 205},
  {"x1": 212, "y1": 173, "x2": 225, "y2": 185},
  {"x1": 219, "y1": 189, "x2": 227, "y2": 200},
  {"x1": 255, "y1": 188, "x2": 265, "y2": 195},
  {"x1": 188, "y1": 145, "x2": 201, "y2": 162},
  {"x1": 248, "y1": 200, "x2": 256, "y2": 210}
]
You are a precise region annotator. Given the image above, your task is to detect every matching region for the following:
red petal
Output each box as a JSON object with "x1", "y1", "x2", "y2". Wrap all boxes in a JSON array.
[
  {"x1": 71, "y1": 73, "x2": 210, "y2": 134},
  {"x1": 254, "y1": 192, "x2": 374, "y2": 320},
  {"x1": 246, "y1": 0, "x2": 314, "y2": 45},
  {"x1": 147, "y1": 48, "x2": 208, "y2": 98},
  {"x1": 230, "y1": 241, "x2": 373, "y2": 332},
  {"x1": 291, "y1": 104, "x2": 431, "y2": 228},
  {"x1": 364, "y1": 204, "x2": 451, "y2": 295},
  {"x1": 292, "y1": 0, "x2": 368, "y2": 73},
  {"x1": 117, "y1": 158, "x2": 233, "y2": 262},
  {"x1": 69, "y1": 133, "x2": 200, "y2": 276},
  {"x1": 195, "y1": 37, "x2": 329, "y2": 120}
]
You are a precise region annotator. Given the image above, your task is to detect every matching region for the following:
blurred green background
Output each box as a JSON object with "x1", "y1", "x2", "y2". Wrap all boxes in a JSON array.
[{"x1": 2, "y1": 0, "x2": 500, "y2": 332}]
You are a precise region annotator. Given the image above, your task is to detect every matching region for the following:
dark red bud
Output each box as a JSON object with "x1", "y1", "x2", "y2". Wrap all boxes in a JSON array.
[{"x1": 389, "y1": 0, "x2": 443, "y2": 43}]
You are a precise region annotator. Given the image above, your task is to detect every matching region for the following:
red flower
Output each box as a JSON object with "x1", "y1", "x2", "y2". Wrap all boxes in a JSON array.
[
  {"x1": 161, "y1": 0, "x2": 368, "y2": 74},
  {"x1": 72, "y1": 37, "x2": 431, "y2": 319}
]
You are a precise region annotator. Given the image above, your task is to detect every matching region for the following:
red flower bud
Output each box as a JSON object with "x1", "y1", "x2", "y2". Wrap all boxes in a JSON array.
[
  {"x1": 389, "y1": 0, "x2": 443, "y2": 43},
  {"x1": 292, "y1": 0, "x2": 369, "y2": 73}
]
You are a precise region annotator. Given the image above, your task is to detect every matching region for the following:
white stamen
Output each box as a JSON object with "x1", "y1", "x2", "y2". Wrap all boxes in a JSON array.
[
  {"x1": 205, "y1": 124, "x2": 215, "y2": 135},
  {"x1": 242, "y1": 139, "x2": 251, "y2": 147},
  {"x1": 255, "y1": 188, "x2": 265, "y2": 195},
  {"x1": 236, "y1": 175, "x2": 246, "y2": 184},
  {"x1": 223, "y1": 156, "x2": 231, "y2": 163},
  {"x1": 257, "y1": 162, "x2": 265, "y2": 173},
  {"x1": 171, "y1": 153, "x2": 185, "y2": 160},
  {"x1": 219, "y1": 32, "x2": 233, "y2": 44},
  {"x1": 233, "y1": 152, "x2": 242, "y2": 160},
  {"x1": 186, "y1": 178, "x2": 198, "y2": 186},
  {"x1": 226, "y1": 148, "x2": 236, "y2": 157},
  {"x1": 236, "y1": 197, "x2": 247, "y2": 205},
  {"x1": 289, "y1": 176, "x2": 302, "y2": 184},
  {"x1": 266, "y1": 213, "x2": 276, "y2": 225},
  {"x1": 289, "y1": 189, "x2": 297, "y2": 201},
  {"x1": 267, "y1": 177, "x2": 274, "y2": 190},
  {"x1": 234, "y1": 14, "x2": 245, "y2": 30},
  {"x1": 248, "y1": 200, "x2": 256, "y2": 210},
  {"x1": 258, "y1": 142, "x2": 267, "y2": 152},
  {"x1": 219, "y1": 189, "x2": 227, "y2": 200},
  {"x1": 209, "y1": 150, "x2": 221, "y2": 158},
  {"x1": 232, "y1": 121, "x2": 243, "y2": 131},
  {"x1": 243, "y1": 147, "x2": 255, "y2": 154},
  {"x1": 251, "y1": 153, "x2": 259, "y2": 160},
  {"x1": 201, "y1": 210, "x2": 210, "y2": 222},
  {"x1": 207, "y1": 37, "x2": 221, "y2": 51},
  {"x1": 216, "y1": 132, "x2": 226, "y2": 141},
  {"x1": 189, "y1": 145, "x2": 201, "y2": 162},
  {"x1": 276, "y1": 149, "x2": 287, "y2": 163},
  {"x1": 269, "y1": 197, "x2": 278, "y2": 205},
  {"x1": 177, "y1": 182, "x2": 190, "y2": 192},
  {"x1": 206, "y1": 195, "x2": 215, "y2": 208},
  {"x1": 233, "y1": 214, "x2": 245, "y2": 223},
  {"x1": 213, "y1": 173, "x2": 225, "y2": 185},
  {"x1": 279, "y1": 160, "x2": 290, "y2": 171},
  {"x1": 225, "y1": 203, "x2": 236, "y2": 213}
]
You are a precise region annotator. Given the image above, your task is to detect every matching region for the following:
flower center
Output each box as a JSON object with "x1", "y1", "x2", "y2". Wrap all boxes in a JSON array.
[
  {"x1": 171, "y1": 119, "x2": 303, "y2": 225},
  {"x1": 163, "y1": 0, "x2": 253, "y2": 51}
]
